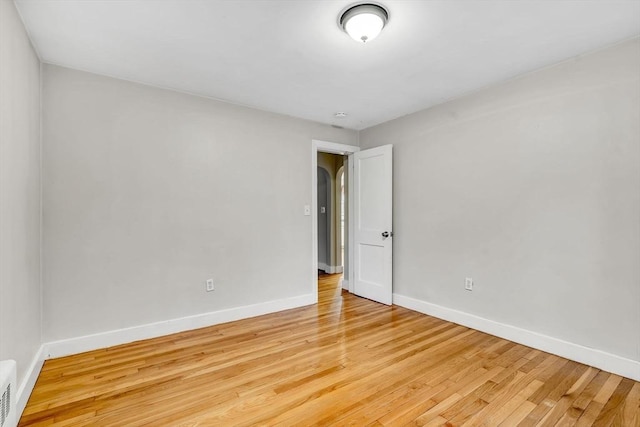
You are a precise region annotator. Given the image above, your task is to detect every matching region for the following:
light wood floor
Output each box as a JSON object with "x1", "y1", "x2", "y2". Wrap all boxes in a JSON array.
[{"x1": 21, "y1": 274, "x2": 640, "y2": 426}]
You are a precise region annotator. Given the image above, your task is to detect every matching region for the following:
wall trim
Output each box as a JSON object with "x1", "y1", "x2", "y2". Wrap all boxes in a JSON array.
[
  {"x1": 318, "y1": 263, "x2": 343, "y2": 274},
  {"x1": 340, "y1": 278, "x2": 349, "y2": 290},
  {"x1": 44, "y1": 293, "x2": 315, "y2": 359},
  {"x1": 393, "y1": 293, "x2": 640, "y2": 382},
  {"x1": 17, "y1": 344, "x2": 46, "y2": 420}
]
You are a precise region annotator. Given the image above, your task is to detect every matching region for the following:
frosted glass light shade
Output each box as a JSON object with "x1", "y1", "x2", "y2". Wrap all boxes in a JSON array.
[{"x1": 340, "y1": 3, "x2": 388, "y2": 44}]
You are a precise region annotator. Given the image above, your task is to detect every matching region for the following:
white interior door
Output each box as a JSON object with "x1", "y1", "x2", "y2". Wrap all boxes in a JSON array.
[{"x1": 352, "y1": 144, "x2": 393, "y2": 305}]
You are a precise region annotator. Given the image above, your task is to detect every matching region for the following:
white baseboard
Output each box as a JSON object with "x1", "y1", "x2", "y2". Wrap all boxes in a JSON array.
[
  {"x1": 318, "y1": 263, "x2": 343, "y2": 274},
  {"x1": 44, "y1": 293, "x2": 315, "y2": 359},
  {"x1": 17, "y1": 344, "x2": 46, "y2": 420},
  {"x1": 340, "y1": 278, "x2": 349, "y2": 290},
  {"x1": 393, "y1": 293, "x2": 640, "y2": 382}
]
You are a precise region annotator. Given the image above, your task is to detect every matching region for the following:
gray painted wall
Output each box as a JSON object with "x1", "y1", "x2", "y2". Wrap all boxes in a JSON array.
[
  {"x1": 42, "y1": 64, "x2": 357, "y2": 341},
  {"x1": 360, "y1": 38, "x2": 640, "y2": 362},
  {"x1": 0, "y1": 0, "x2": 42, "y2": 386}
]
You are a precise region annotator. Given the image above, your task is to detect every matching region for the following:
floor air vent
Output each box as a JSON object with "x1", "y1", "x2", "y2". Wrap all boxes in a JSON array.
[{"x1": 0, "y1": 360, "x2": 16, "y2": 427}]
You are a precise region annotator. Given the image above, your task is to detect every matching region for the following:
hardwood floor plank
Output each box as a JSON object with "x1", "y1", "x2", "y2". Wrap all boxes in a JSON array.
[
  {"x1": 535, "y1": 367, "x2": 599, "y2": 427},
  {"x1": 591, "y1": 377, "x2": 635, "y2": 426},
  {"x1": 499, "y1": 400, "x2": 537, "y2": 426},
  {"x1": 375, "y1": 368, "x2": 493, "y2": 425},
  {"x1": 619, "y1": 382, "x2": 640, "y2": 426},
  {"x1": 20, "y1": 274, "x2": 640, "y2": 426},
  {"x1": 572, "y1": 371, "x2": 613, "y2": 414}
]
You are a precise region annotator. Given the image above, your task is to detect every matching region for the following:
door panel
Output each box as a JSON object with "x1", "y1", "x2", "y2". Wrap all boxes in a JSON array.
[{"x1": 353, "y1": 145, "x2": 393, "y2": 305}]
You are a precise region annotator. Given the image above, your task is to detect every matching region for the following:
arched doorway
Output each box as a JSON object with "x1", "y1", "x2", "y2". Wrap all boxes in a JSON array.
[{"x1": 317, "y1": 166, "x2": 331, "y2": 273}]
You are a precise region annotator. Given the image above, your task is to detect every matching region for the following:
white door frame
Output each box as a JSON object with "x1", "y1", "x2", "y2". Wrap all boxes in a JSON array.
[{"x1": 311, "y1": 139, "x2": 360, "y2": 303}]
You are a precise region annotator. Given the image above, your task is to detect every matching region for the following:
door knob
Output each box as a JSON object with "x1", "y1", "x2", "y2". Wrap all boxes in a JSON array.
[{"x1": 382, "y1": 231, "x2": 393, "y2": 238}]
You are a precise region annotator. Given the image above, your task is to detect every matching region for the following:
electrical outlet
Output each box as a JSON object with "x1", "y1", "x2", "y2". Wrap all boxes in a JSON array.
[
  {"x1": 465, "y1": 277, "x2": 473, "y2": 291},
  {"x1": 206, "y1": 279, "x2": 214, "y2": 292}
]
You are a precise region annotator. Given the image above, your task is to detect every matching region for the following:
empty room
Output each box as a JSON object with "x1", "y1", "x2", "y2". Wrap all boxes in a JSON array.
[{"x1": 1, "y1": 0, "x2": 639, "y2": 425}]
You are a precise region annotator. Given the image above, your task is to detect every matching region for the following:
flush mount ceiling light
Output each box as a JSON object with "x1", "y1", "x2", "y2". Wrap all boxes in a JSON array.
[{"x1": 339, "y1": 3, "x2": 389, "y2": 44}]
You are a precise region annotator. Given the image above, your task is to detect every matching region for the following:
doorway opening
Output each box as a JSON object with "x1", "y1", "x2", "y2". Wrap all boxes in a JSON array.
[
  {"x1": 317, "y1": 153, "x2": 346, "y2": 277},
  {"x1": 311, "y1": 140, "x2": 360, "y2": 303},
  {"x1": 312, "y1": 141, "x2": 394, "y2": 306}
]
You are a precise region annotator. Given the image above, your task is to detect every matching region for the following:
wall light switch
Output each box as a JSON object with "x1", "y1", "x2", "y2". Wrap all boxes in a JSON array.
[{"x1": 465, "y1": 277, "x2": 473, "y2": 291}]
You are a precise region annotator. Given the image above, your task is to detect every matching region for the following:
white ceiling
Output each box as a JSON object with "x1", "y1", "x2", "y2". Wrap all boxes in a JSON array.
[{"x1": 15, "y1": 0, "x2": 640, "y2": 130}]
